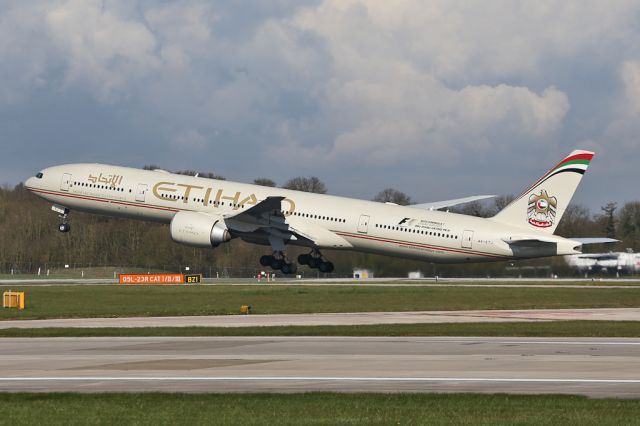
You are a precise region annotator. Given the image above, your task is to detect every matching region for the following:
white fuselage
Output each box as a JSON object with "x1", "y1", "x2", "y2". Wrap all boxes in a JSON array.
[{"x1": 24, "y1": 164, "x2": 582, "y2": 264}]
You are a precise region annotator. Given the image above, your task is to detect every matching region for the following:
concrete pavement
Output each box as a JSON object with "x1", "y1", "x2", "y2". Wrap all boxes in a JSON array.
[
  {"x1": 1, "y1": 308, "x2": 639, "y2": 329},
  {"x1": 0, "y1": 336, "x2": 639, "y2": 396}
]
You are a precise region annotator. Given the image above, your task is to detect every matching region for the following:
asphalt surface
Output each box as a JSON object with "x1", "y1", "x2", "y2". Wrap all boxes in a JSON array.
[
  {"x1": 0, "y1": 336, "x2": 639, "y2": 396},
  {"x1": 1, "y1": 308, "x2": 639, "y2": 329}
]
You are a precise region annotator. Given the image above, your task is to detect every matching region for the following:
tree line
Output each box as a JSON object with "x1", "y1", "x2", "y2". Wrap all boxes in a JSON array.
[{"x1": 1, "y1": 169, "x2": 638, "y2": 277}]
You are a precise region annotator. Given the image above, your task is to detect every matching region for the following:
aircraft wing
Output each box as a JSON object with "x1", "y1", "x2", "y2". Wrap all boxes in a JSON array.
[
  {"x1": 237, "y1": 196, "x2": 286, "y2": 219},
  {"x1": 223, "y1": 196, "x2": 352, "y2": 249},
  {"x1": 411, "y1": 195, "x2": 495, "y2": 211}
]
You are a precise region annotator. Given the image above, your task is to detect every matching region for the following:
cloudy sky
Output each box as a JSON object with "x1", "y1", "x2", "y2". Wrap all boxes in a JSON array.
[{"x1": 1, "y1": 0, "x2": 639, "y2": 211}]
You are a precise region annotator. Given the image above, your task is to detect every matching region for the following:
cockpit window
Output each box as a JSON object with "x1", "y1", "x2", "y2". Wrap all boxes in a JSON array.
[{"x1": 36, "y1": 172, "x2": 43, "y2": 179}]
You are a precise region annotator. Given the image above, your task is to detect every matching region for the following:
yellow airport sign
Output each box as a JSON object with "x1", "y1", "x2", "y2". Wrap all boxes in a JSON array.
[{"x1": 119, "y1": 274, "x2": 202, "y2": 284}]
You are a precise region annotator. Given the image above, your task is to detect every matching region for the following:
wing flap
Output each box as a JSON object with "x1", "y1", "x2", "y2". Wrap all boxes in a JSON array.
[{"x1": 287, "y1": 220, "x2": 353, "y2": 248}]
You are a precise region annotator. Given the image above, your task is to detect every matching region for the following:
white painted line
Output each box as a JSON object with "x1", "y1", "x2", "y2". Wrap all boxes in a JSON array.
[
  {"x1": 0, "y1": 377, "x2": 639, "y2": 384},
  {"x1": 483, "y1": 340, "x2": 640, "y2": 346}
]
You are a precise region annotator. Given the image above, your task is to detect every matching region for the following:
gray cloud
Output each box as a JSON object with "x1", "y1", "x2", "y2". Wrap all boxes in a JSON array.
[{"x1": 1, "y1": 0, "x2": 640, "y2": 210}]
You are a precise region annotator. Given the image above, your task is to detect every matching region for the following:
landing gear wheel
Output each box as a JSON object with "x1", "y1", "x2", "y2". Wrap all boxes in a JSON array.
[
  {"x1": 319, "y1": 261, "x2": 334, "y2": 273},
  {"x1": 308, "y1": 257, "x2": 321, "y2": 269},
  {"x1": 281, "y1": 263, "x2": 297, "y2": 275},
  {"x1": 260, "y1": 255, "x2": 274, "y2": 267},
  {"x1": 58, "y1": 223, "x2": 70, "y2": 233},
  {"x1": 271, "y1": 258, "x2": 284, "y2": 271},
  {"x1": 297, "y1": 254, "x2": 311, "y2": 265}
]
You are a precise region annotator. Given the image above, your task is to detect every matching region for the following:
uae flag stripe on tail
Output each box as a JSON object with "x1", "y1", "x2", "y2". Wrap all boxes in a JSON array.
[{"x1": 518, "y1": 152, "x2": 593, "y2": 199}]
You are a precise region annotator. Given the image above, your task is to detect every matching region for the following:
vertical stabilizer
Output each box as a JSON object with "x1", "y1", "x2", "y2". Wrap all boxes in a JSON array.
[{"x1": 492, "y1": 150, "x2": 594, "y2": 234}]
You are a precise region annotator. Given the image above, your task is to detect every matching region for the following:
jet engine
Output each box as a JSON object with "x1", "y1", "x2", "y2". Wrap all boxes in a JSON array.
[{"x1": 169, "y1": 211, "x2": 231, "y2": 248}]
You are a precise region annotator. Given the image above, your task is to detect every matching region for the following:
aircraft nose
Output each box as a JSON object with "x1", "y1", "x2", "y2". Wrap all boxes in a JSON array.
[{"x1": 24, "y1": 176, "x2": 36, "y2": 190}]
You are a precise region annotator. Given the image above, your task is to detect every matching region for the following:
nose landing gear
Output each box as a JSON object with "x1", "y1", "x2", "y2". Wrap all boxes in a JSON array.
[{"x1": 52, "y1": 205, "x2": 71, "y2": 233}]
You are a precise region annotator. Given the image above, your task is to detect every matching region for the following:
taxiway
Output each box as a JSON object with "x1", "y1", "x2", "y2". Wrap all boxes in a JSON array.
[{"x1": 1, "y1": 308, "x2": 639, "y2": 329}]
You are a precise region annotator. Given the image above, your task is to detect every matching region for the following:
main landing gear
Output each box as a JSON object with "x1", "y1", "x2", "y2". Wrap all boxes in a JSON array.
[
  {"x1": 259, "y1": 249, "x2": 334, "y2": 275},
  {"x1": 52, "y1": 205, "x2": 70, "y2": 233},
  {"x1": 298, "y1": 249, "x2": 335, "y2": 273},
  {"x1": 261, "y1": 235, "x2": 334, "y2": 275},
  {"x1": 260, "y1": 252, "x2": 297, "y2": 275}
]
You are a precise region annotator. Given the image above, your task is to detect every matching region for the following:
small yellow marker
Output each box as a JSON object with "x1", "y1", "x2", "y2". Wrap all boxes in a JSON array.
[{"x1": 240, "y1": 305, "x2": 251, "y2": 314}]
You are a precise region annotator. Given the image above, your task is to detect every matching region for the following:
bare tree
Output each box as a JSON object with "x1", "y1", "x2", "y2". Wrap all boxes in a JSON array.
[
  {"x1": 492, "y1": 195, "x2": 516, "y2": 214},
  {"x1": 373, "y1": 188, "x2": 411, "y2": 205},
  {"x1": 142, "y1": 165, "x2": 225, "y2": 180},
  {"x1": 618, "y1": 202, "x2": 640, "y2": 250},
  {"x1": 282, "y1": 176, "x2": 327, "y2": 194},
  {"x1": 601, "y1": 202, "x2": 618, "y2": 239},
  {"x1": 142, "y1": 164, "x2": 163, "y2": 171},
  {"x1": 452, "y1": 201, "x2": 492, "y2": 217},
  {"x1": 175, "y1": 170, "x2": 225, "y2": 180},
  {"x1": 555, "y1": 204, "x2": 593, "y2": 237},
  {"x1": 253, "y1": 178, "x2": 276, "y2": 187}
]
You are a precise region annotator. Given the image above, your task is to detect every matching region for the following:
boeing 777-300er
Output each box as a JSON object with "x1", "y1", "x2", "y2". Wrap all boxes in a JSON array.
[{"x1": 24, "y1": 150, "x2": 615, "y2": 274}]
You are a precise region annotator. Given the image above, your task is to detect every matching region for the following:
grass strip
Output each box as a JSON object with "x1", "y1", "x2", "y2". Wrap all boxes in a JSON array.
[
  {"x1": 1, "y1": 284, "x2": 640, "y2": 320},
  {"x1": 1, "y1": 321, "x2": 639, "y2": 338},
  {"x1": 0, "y1": 392, "x2": 639, "y2": 425}
]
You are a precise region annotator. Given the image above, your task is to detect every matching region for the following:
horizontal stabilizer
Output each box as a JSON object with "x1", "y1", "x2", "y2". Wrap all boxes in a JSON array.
[
  {"x1": 502, "y1": 236, "x2": 557, "y2": 247},
  {"x1": 570, "y1": 238, "x2": 619, "y2": 245},
  {"x1": 411, "y1": 195, "x2": 495, "y2": 211}
]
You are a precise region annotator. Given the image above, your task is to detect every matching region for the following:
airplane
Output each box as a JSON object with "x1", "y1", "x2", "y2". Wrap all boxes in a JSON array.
[
  {"x1": 24, "y1": 149, "x2": 615, "y2": 274},
  {"x1": 565, "y1": 250, "x2": 640, "y2": 275}
]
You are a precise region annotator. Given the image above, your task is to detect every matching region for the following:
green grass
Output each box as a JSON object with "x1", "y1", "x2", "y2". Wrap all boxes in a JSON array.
[
  {"x1": 0, "y1": 393, "x2": 638, "y2": 425},
  {"x1": 0, "y1": 267, "x2": 168, "y2": 280},
  {"x1": 1, "y1": 284, "x2": 640, "y2": 320},
  {"x1": 1, "y1": 321, "x2": 639, "y2": 338}
]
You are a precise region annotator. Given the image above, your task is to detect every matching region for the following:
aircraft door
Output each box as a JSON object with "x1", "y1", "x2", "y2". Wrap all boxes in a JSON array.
[
  {"x1": 357, "y1": 214, "x2": 370, "y2": 234},
  {"x1": 135, "y1": 184, "x2": 148, "y2": 202},
  {"x1": 60, "y1": 173, "x2": 72, "y2": 192},
  {"x1": 462, "y1": 230, "x2": 473, "y2": 249}
]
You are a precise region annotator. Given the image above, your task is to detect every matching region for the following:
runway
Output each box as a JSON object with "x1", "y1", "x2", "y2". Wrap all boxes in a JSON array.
[
  {"x1": 0, "y1": 336, "x2": 638, "y2": 396},
  {"x1": 3, "y1": 277, "x2": 640, "y2": 288},
  {"x1": 2, "y1": 308, "x2": 640, "y2": 329}
]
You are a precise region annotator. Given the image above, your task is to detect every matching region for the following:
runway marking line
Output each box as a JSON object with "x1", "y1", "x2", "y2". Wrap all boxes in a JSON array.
[
  {"x1": 0, "y1": 377, "x2": 639, "y2": 384},
  {"x1": 482, "y1": 340, "x2": 640, "y2": 345}
]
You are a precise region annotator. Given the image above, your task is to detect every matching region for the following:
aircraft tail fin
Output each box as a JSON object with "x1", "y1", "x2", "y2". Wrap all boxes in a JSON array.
[{"x1": 492, "y1": 150, "x2": 594, "y2": 234}]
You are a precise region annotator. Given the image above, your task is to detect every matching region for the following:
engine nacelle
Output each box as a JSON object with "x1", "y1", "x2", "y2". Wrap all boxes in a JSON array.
[{"x1": 170, "y1": 211, "x2": 231, "y2": 248}]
